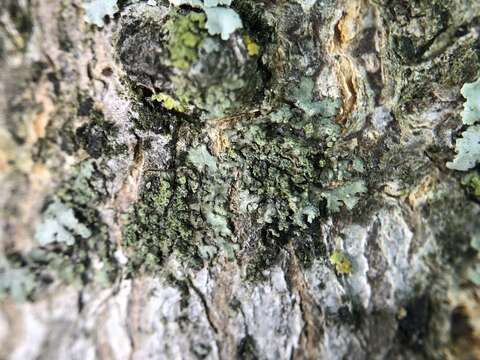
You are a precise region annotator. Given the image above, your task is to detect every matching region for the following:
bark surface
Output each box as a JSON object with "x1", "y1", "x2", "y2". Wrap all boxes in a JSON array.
[{"x1": 1, "y1": 0, "x2": 480, "y2": 359}]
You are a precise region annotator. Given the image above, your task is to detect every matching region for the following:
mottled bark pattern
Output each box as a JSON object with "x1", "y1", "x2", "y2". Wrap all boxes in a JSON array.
[{"x1": 1, "y1": 0, "x2": 480, "y2": 359}]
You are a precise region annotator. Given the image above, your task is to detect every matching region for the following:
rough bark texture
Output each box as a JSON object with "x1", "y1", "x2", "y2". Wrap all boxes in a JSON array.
[{"x1": 1, "y1": 0, "x2": 480, "y2": 359}]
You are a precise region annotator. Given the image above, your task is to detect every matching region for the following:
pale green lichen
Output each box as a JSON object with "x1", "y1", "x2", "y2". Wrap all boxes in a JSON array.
[
  {"x1": 321, "y1": 181, "x2": 367, "y2": 213},
  {"x1": 0, "y1": 255, "x2": 36, "y2": 301},
  {"x1": 467, "y1": 264, "x2": 480, "y2": 285},
  {"x1": 461, "y1": 78, "x2": 480, "y2": 125},
  {"x1": 447, "y1": 125, "x2": 480, "y2": 171},
  {"x1": 204, "y1": 7, "x2": 243, "y2": 40},
  {"x1": 34, "y1": 200, "x2": 92, "y2": 246},
  {"x1": 187, "y1": 145, "x2": 218, "y2": 172},
  {"x1": 289, "y1": 77, "x2": 340, "y2": 118},
  {"x1": 169, "y1": 0, "x2": 232, "y2": 7},
  {"x1": 468, "y1": 224, "x2": 480, "y2": 286},
  {"x1": 447, "y1": 78, "x2": 480, "y2": 171},
  {"x1": 294, "y1": 0, "x2": 318, "y2": 12},
  {"x1": 83, "y1": 0, "x2": 118, "y2": 28},
  {"x1": 206, "y1": 212, "x2": 231, "y2": 236}
]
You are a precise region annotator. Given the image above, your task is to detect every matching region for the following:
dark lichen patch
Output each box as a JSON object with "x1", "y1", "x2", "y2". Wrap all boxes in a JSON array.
[
  {"x1": 76, "y1": 110, "x2": 128, "y2": 158},
  {"x1": 123, "y1": 88, "x2": 367, "y2": 276},
  {"x1": 116, "y1": 1, "x2": 371, "y2": 278}
]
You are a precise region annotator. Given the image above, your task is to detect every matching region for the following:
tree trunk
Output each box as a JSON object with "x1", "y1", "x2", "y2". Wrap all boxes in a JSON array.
[{"x1": 1, "y1": 0, "x2": 480, "y2": 359}]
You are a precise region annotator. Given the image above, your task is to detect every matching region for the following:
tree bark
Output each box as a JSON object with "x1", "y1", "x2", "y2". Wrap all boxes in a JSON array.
[{"x1": 1, "y1": 0, "x2": 480, "y2": 359}]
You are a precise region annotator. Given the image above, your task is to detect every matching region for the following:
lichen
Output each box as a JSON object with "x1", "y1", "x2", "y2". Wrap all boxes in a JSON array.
[
  {"x1": 204, "y1": 7, "x2": 243, "y2": 40},
  {"x1": 34, "y1": 200, "x2": 92, "y2": 247},
  {"x1": 321, "y1": 181, "x2": 367, "y2": 213},
  {"x1": 168, "y1": 0, "x2": 243, "y2": 41},
  {"x1": 330, "y1": 250, "x2": 353, "y2": 275},
  {"x1": 187, "y1": 145, "x2": 218, "y2": 172},
  {"x1": 117, "y1": 6, "x2": 262, "y2": 119},
  {"x1": 165, "y1": 11, "x2": 207, "y2": 69},
  {"x1": 289, "y1": 77, "x2": 340, "y2": 118},
  {"x1": 83, "y1": 0, "x2": 119, "y2": 28},
  {"x1": 462, "y1": 172, "x2": 480, "y2": 197},
  {"x1": 461, "y1": 78, "x2": 480, "y2": 125},
  {"x1": 123, "y1": 85, "x2": 366, "y2": 276},
  {"x1": 1, "y1": 159, "x2": 118, "y2": 301},
  {"x1": 243, "y1": 35, "x2": 261, "y2": 56},
  {"x1": 447, "y1": 125, "x2": 480, "y2": 171},
  {"x1": 117, "y1": 1, "x2": 369, "y2": 279},
  {"x1": 0, "y1": 255, "x2": 36, "y2": 301},
  {"x1": 447, "y1": 78, "x2": 480, "y2": 171},
  {"x1": 151, "y1": 92, "x2": 187, "y2": 113}
]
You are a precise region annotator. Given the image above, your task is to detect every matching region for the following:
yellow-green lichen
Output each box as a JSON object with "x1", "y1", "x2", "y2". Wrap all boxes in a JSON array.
[
  {"x1": 151, "y1": 92, "x2": 187, "y2": 113},
  {"x1": 330, "y1": 251, "x2": 353, "y2": 275},
  {"x1": 165, "y1": 11, "x2": 207, "y2": 69},
  {"x1": 243, "y1": 35, "x2": 261, "y2": 56}
]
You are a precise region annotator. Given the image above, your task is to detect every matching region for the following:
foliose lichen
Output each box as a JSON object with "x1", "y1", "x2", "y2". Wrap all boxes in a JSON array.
[
  {"x1": 117, "y1": 4, "x2": 262, "y2": 118},
  {"x1": 1, "y1": 160, "x2": 118, "y2": 300},
  {"x1": 447, "y1": 78, "x2": 480, "y2": 171},
  {"x1": 120, "y1": 1, "x2": 368, "y2": 277},
  {"x1": 83, "y1": 0, "x2": 119, "y2": 28}
]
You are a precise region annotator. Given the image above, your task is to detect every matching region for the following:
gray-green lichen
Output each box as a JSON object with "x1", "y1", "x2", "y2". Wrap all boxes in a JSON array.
[
  {"x1": 34, "y1": 200, "x2": 92, "y2": 246},
  {"x1": 1, "y1": 159, "x2": 117, "y2": 300}
]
